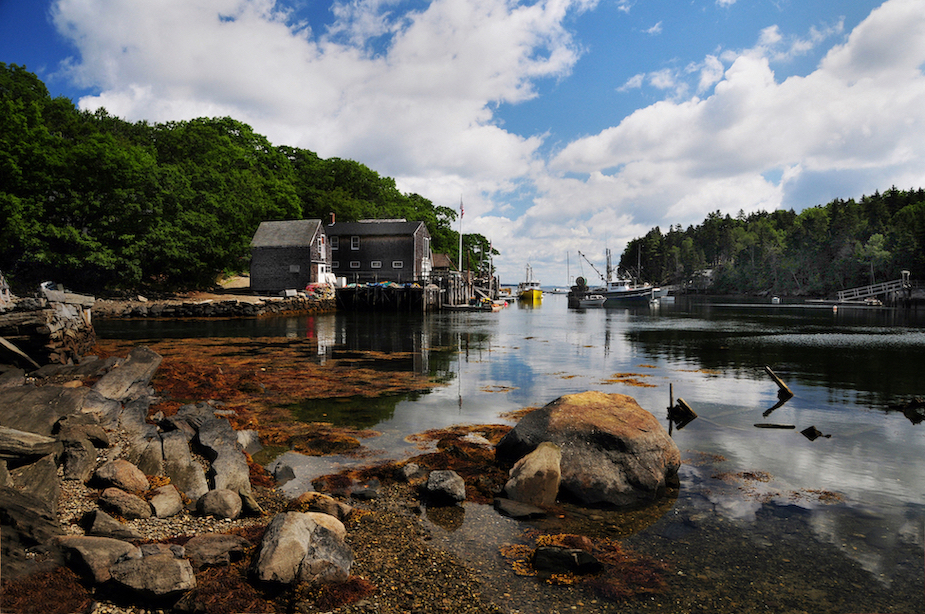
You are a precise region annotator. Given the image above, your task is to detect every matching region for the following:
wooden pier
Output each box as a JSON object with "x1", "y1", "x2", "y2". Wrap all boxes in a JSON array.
[
  {"x1": 335, "y1": 284, "x2": 441, "y2": 312},
  {"x1": 836, "y1": 270, "x2": 912, "y2": 305}
]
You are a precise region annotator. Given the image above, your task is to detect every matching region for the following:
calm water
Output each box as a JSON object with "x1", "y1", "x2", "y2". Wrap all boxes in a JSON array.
[{"x1": 96, "y1": 295, "x2": 925, "y2": 613}]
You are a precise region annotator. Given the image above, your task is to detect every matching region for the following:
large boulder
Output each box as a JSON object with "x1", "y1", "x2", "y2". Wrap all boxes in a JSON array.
[
  {"x1": 503, "y1": 441, "x2": 561, "y2": 507},
  {"x1": 495, "y1": 391, "x2": 680, "y2": 507},
  {"x1": 253, "y1": 512, "x2": 353, "y2": 585}
]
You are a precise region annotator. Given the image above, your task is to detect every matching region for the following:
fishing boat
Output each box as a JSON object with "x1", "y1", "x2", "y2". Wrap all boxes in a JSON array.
[
  {"x1": 569, "y1": 249, "x2": 657, "y2": 306},
  {"x1": 517, "y1": 264, "x2": 543, "y2": 302}
]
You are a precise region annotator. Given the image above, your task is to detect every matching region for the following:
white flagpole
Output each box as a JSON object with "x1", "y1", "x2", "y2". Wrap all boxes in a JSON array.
[{"x1": 458, "y1": 197, "x2": 463, "y2": 271}]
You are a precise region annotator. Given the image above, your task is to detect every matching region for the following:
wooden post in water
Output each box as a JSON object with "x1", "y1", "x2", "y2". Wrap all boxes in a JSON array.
[{"x1": 764, "y1": 366, "x2": 794, "y2": 399}]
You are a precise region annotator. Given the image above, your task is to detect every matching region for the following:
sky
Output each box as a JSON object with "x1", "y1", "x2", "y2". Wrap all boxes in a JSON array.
[{"x1": 2, "y1": 0, "x2": 924, "y2": 286}]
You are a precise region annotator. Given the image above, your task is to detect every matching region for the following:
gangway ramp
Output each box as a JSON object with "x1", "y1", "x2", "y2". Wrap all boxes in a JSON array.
[{"x1": 836, "y1": 271, "x2": 910, "y2": 302}]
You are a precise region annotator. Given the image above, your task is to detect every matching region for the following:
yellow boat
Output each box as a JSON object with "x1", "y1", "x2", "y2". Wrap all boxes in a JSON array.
[{"x1": 517, "y1": 264, "x2": 543, "y2": 301}]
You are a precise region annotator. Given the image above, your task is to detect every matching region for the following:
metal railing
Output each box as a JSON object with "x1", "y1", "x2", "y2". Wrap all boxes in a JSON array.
[{"x1": 837, "y1": 278, "x2": 907, "y2": 301}]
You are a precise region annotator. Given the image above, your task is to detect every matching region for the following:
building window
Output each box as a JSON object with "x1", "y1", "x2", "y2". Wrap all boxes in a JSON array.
[
  {"x1": 350, "y1": 261, "x2": 360, "y2": 269},
  {"x1": 289, "y1": 264, "x2": 300, "y2": 273},
  {"x1": 351, "y1": 236, "x2": 360, "y2": 250},
  {"x1": 331, "y1": 236, "x2": 339, "y2": 250},
  {"x1": 332, "y1": 261, "x2": 340, "y2": 269},
  {"x1": 371, "y1": 260, "x2": 382, "y2": 269},
  {"x1": 392, "y1": 261, "x2": 404, "y2": 269}
]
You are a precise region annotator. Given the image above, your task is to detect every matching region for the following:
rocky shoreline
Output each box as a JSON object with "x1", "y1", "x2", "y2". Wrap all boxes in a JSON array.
[
  {"x1": 0, "y1": 345, "x2": 509, "y2": 613},
  {"x1": 1, "y1": 331, "x2": 688, "y2": 614}
]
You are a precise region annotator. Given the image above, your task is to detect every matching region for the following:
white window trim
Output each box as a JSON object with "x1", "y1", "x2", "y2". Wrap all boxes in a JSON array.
[
  {"x1": 351, "y1": 236, "x2": 360, "y2": 250},
  {"x1": 349, "y1": 261, "x2": 361, "y2": 269},
  {"x1": 392, "y1": 261, "x2": 404, "y2": 268},
  {"x1": 371, "y1": 260, "x2": 382, "y2": 269},
  {"x1": 330, "y1": 236, "x2": 339, "y2": 250}
]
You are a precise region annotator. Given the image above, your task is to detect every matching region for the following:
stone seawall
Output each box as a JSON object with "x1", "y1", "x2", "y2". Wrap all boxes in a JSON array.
[{"x1": 94, "y1": 295, "x2": 335, "y2": 319}]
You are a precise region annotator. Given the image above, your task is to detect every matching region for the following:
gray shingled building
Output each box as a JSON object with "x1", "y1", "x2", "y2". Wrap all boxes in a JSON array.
[{"x1": 249, "y1": 219, "x2": 330, "y2": 294}]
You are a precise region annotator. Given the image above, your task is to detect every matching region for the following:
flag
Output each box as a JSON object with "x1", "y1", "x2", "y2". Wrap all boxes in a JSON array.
[{"x1": 460, "y1": 198, "x2": 464, "y2": 218}]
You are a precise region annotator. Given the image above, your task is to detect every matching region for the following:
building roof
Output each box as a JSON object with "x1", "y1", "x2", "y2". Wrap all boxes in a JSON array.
[
  {"x1": 251, "y1": 219, "x2": 322, "y2": 248},
  {"x1": 431, "y1": 253, "x2": 457, "y2": 270},
  {"x1": 325, "y1": 220, "x2": 426, "y2": 237}
]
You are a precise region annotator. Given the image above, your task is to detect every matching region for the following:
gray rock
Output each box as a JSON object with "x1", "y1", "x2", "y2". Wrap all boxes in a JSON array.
[
  {"x1": 493, "y1": 497, "x2": 548, "y2": 519},
  {"x1": 79, "y1": 390, "x2": 123, "y2": 428},
  {"x1": 495, "y1": 391, "x2": 681, "y2": 507},
  {"x1": 288, "y1": 492, "x2": 354, "y2": 521},
  {"x1": 162, "y1": 430, "x2": 209, "y2": 501},
  {"x1": 55, "y1": 415, "x2": 110, "y2": 448},
  {"x1": 56, "y1": 535, "x2": 136, "y2": 584},
  {"x1": 184, "y1": 533, "x2": 252, "y2": 568},
  {"x1": 532, "y1": 546, "x2": 602, "y2": 574},
  {"x1": 398, "y1": 462, "x2": 425, "y2": 482},
  {"x1": 61, "y1": 437, "x2": 97, "y2": 482},
  {"x1": 0, "y1": 367, "x2": 25, "y2": 389},
  {"x1": 94, "y1": 459, "x2": 149, "y2": 493},
  {"x1": 125, "y1": 433, "x2": 164, "y2": 476},
  {"x1": 92, "y1": 345, "x2": 162, "y2": 402},
  {"x1": 139, "y1": 542, "x2": 185, "y2": 558},
  {"x1": 197, "y1": 488, "x2": 242, "y2": 520},
  {"x1": 503, "y1": 441, "x2": 561, "y2": 507},
  {"x1": 423, "y1": 469, "x2": 466, "y2": 504},
  {"x1": 0, "y1": 426, "x2": 57, "y2": 461},
  {"x1": 149, "y1": 485, "x2": 184, "y2": 519},
  {"x1": 80, "y1": 509, "x2": 143, "y2": 540},
  {"x1": 0, "y1": 486, "x2": 65, "y2": 580},
  {"x1": 119, "y1": 397, "x2": 158, "y2": 438},
  {"x1": 99, "y1": 487, "x2": 152, "y2": 520},
  {"x1": 0, "y1": 385, "x2": 88, "y2": 437},
  {"x1": 253, "y1": 512, "x2": 353, "y2": 585},
  {"x1": 109, "y1": 552, "x2": 196, "y2": 597},
  {"x1": 237, "y1": 429, "x2": 262, "y2": 455},
  {"x1": 197, "y1": 415, "x2": 251, "y2": 494},
  {"x1": 0, "y1": 460, "x2": 10, "y2": 487},
  {"x1": 9, "y1": 453, "x2": 60, "y2": 513}
]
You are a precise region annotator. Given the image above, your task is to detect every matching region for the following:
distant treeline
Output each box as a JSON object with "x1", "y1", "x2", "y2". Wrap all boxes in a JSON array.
[
  {"x1": 0, "y1": 63, "x2": 490, "y2": 294},
  {"x1": 620, "y1": 187, "x2": 925, "y2": 297}
]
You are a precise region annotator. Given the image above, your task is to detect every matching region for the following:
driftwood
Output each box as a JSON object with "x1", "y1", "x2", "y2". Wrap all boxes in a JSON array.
[
  {"x1": 666, "y1": 385, "x2": 697, "y2": 433},
  {"x1": 764, "y1": 366, "x2": 794, "y2": 399}
]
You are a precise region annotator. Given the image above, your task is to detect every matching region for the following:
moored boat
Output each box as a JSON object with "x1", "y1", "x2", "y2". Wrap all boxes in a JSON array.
[
  {"x1": 568, "y1": 249, "x2": 658, "y2": 307},
  {"x1": 578, "y1": 294, "x2": 605, "y2": 308},
  {"x1": 518, "y1": 264, "x2": 543, "y2": 302}
]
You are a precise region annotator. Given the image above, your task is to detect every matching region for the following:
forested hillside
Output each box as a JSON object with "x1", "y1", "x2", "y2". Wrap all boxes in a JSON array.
[
  {"x1": 620, "y1": 188, "x2": 925, "y2": 297},
  {"x1": 0, "y1": 63, "x2": 473, "y2": 293}
]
